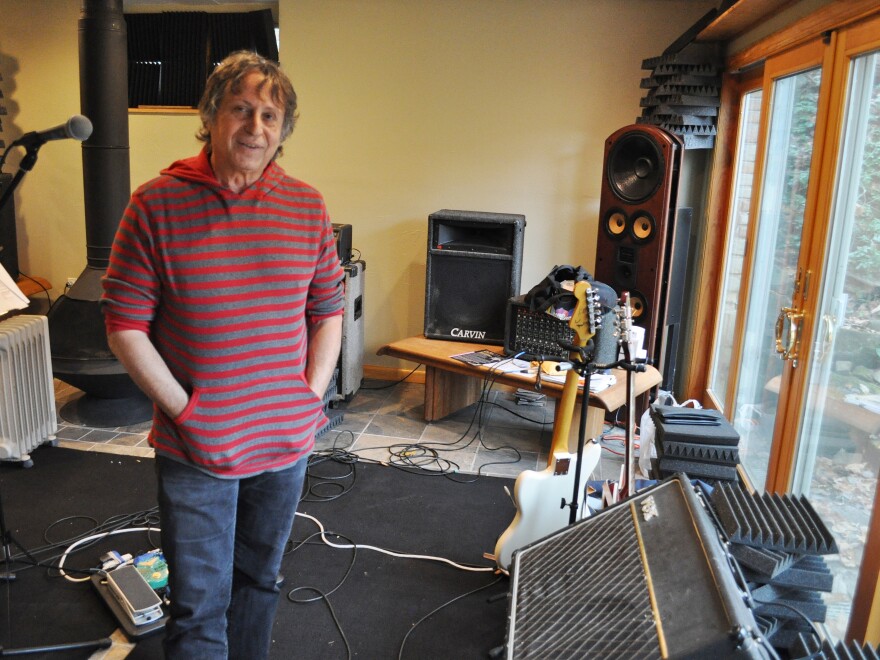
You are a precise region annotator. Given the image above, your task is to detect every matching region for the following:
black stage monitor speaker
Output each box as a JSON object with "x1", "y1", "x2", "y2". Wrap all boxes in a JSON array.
[
  {"x1": 506, "y1": 474, "x2": 765, "y2": 659},
  {"x1": 425, "y1": 210, "x2": 525, "y2": 345},
  {"x1": 0, "y1": 173, "x2": 19, "y2": 280},
  {"x1": 594, "y1": 125, "x2": 683, "y2": 367}
]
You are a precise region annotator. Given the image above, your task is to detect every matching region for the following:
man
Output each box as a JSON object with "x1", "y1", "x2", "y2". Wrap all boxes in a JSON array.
[{"x1": 101, "y1": 51, "x2": 344, "y2": 657}]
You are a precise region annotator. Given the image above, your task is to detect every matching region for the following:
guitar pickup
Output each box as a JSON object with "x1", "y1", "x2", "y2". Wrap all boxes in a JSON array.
[{"x1": 553, "y1": 457, "x2": 571, "y2": 476}]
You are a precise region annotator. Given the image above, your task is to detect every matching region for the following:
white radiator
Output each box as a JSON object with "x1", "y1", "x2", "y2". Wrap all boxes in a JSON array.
[{"x1": 0, "y1": 315, "x2": 57, "y2": 466}]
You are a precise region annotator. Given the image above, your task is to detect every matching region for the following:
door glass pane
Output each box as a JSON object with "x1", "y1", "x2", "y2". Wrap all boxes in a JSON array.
[
  {"x1": 732, "y1": 66, "x2": 822, "y2": 488},
  {"x1": 709, "y1": 89, "x2": 762, "y2": 408},
  {"x1": 792, "y1": 50, "x2": 880, "y2": 642}
]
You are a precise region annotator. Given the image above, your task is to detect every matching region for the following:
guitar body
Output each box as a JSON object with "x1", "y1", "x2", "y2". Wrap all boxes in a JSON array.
[
  {"x1": 493, "y1": 443, "x2": 601, "y2": 571},
  {"x1": 493, "y1": 280, "x2": 604, "y2": 572}
]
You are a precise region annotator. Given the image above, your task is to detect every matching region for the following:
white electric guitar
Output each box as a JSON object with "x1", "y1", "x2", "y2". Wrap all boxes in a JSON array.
[{"x1": 493, "y1": 280, "x2": 602, "y2": 571}]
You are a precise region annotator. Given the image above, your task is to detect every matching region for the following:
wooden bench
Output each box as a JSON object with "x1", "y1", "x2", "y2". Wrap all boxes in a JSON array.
[{"x1": 378, "y1": 335, "x2": 662, "y2": 450}]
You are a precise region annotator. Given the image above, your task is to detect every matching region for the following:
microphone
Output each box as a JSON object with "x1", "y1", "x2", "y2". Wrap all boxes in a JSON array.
[{"x1": 15, "y1": 115, "x2": 93, "y2": 149}]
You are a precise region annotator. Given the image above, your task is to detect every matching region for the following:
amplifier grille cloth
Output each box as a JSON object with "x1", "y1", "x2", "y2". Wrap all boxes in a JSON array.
[
  {"x1": 511, "y1": 506, "x2": 659, "y2": 658},
  {"x1": 506, "y1": 476, "x2": 763, "y2": 659}
]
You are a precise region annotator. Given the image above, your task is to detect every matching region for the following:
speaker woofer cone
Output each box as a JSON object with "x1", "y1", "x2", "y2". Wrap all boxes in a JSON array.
[{"x1": 607, "y1": 133, "x2": 665, "y2": 204}]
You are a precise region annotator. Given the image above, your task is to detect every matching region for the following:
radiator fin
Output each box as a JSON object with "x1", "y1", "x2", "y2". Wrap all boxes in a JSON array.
[{"x1": 0, "y1": 315, "x2": 57, "y2": 464}]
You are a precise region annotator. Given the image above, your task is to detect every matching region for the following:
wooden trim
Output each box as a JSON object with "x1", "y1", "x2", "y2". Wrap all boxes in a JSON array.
[
  {"x1": 849, "y1": 475, "x2": 880, "y2": 644},
  {"x1": 758, "y1": 37, "x2": 833, "y2": 493},
  {"x1": 838, "y1": 15, "x2": 880, "y2": 643},
  {"x1": 727, "y1": 0, "x2": 880, "y2": 72},
  {"x1": 129, "y1": 107, "x2": 198, "y2": 115},
  {"x1": 697, "y1": 0, "x2": 800, "y2": 42},
  {"x1": 721, "y1": 59, "x2": 780, "y2": 418},
  {"x1": 682, "y1": 70, "x2": 755, "y2": 406},
  {"x1": 364, "y1": 363, "x2": 426, "y2": 385}
]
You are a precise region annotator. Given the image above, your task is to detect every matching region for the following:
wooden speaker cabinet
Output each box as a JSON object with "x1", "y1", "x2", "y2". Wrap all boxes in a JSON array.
[{"x1": 593, "y1": 125, "x2": 683, "y2": 366}]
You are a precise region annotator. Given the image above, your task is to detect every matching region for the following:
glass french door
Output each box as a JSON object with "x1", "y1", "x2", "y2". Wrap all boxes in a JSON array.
[
  {"x1": 710, "y1": 17, "x2": 880, "y2": 642},
  {"x1": 726, "y1": 40, "x2": 829, "y2": 491},
  {"x1": 789, "y1": 26, "x2": 880, "y2": 641}
]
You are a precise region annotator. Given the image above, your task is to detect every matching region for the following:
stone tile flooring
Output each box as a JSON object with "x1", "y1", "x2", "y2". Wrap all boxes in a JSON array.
[{"x1": 50, "y1": 377, "x2": 625, "y2": 482}]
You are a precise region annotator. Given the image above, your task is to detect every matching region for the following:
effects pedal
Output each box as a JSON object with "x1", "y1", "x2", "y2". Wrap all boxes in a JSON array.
[{"x1": 92, "y1": 564, "x2": 168, "y2": 639}]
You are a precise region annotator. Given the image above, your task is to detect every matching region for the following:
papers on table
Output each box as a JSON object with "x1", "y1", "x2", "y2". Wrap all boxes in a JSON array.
[
  {"x1": 450, "y1": 349, "x2": 617, "y2": 393},
  {"x1": 0, "y1": 264, "x2": 29, "y2": 315}
]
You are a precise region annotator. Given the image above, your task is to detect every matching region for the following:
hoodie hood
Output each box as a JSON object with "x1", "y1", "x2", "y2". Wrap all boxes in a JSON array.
[{"x1": 160, "y1": 146, "x2": 283, "y2": 199}]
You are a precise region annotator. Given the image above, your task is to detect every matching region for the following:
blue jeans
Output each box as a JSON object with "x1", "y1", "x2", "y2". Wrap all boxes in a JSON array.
[{"x1": 155, "y1": 454, "x2": 308, "y2": 659}]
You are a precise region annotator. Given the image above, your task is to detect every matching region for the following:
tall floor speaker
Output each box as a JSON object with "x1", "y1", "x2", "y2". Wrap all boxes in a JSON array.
[
  {"x1": 0, "y1": 173, "x2": 19, "y2": 280},
  {"x1": 593, "y1": 125, "x2": 684, "y2": 379},
  {"x1": 424, "y1": 210, "x2": 525, "y2": 345}
]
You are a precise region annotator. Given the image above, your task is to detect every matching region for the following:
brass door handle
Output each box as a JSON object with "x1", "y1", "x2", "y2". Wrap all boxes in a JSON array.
[{"x1": 775, "y1": 307, "x2": 804, "y2": 364}]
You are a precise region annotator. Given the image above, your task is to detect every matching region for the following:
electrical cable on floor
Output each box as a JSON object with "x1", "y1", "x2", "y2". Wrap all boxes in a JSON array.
[
  {"x1": 282, "y1": 512, "x2": 496, "y2": 659},
  {"x1": 287, "y1": 584, "x2": 352, "y2": 660},
  {"x1": 3, "y1": 506, "x2": 161, "y2": 581},
  {"x1": 324, "y1": 353, "x2": 555, "y2": 482},
  {"x1": 320, "y1": 378, "x2": 512, "y2": 480},
  {"x1": 304, "y1": 434, "x2": 362, "y2": 502},
  {"x1": 397, "y1": 575, "x2": 505, "y2": 660},
  {"x1": 381, "y1": 358, "x2": 545, "y2": 481},
  {"x1": 58, "y1": 527, "x2": 161, "y2": 582},
  {"x1": 294, "y1": 511, "x2": 495, "y2": 573},
  {"x1": 283, "y1": 526, "x2": 357, "y2": 660}
]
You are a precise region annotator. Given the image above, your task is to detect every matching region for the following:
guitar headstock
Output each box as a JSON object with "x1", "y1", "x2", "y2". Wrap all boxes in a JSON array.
[
  {"x1": 618, "y1": 291, "x2": 637, "y2": 363},
  {"x1": 569, "y1": 281, "x2": 602, "y2": 348}
]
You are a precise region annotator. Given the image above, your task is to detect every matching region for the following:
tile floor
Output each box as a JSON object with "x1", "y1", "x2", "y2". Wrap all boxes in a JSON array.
[{"x1": 50, "y1": 377, "x2": 626, "y2": 483}]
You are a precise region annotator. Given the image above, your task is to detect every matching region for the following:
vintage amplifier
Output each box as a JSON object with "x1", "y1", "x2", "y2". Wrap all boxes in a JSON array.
[{"x1": 505, "y1": 474, "x2": 765, "y2": 659}]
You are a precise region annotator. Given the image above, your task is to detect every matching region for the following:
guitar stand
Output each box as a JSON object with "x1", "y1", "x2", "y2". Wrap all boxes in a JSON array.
[
  {"x1": 0, "y1": 481, "x2": 113, "y2": 656},
  {"x1": 600, "y1": 354, "x2": 648, "y2": 499},
  {"x1": 557, "y1": 340, "x2": 598, "y2": 526}
]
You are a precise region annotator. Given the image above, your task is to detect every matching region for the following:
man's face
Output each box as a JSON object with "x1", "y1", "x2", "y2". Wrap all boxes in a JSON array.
[{"x1": 209, "y1": 71, "x2": 284, "y2": 187}]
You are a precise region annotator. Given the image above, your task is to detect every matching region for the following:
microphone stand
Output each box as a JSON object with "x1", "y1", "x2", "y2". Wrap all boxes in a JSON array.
[
  {"x1": 613, "y1": 352, "x2": 647, "y2": 498},
  {"x1": 0, "y1": 143, "x2": 40, "y2": 214},
  {"x1": 0, "y1": 128, "x2": 111, "y2": 656},
  {"x1": 0, "y1": 416, "x2": 112, "y2": 655},
  {"x1": 0, "y1": 477, "x2": 113, "y2": 656},
  {"x1": 560, "y1": 340, "x2": 597, "y2": 526}
]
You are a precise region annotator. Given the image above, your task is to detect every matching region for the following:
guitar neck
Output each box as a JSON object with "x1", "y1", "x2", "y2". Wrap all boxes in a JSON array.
[
  {"x1": 545, "y1": 280, "x2": 597, "y2": 462},
  {"x1": 547, "y1": 350, "x2": 583, "y2": 460}
]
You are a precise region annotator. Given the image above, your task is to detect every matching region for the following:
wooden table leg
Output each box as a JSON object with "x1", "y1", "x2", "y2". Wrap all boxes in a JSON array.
[{"x1": 423, "y1": 366, "x2": 485, "y2": 422}]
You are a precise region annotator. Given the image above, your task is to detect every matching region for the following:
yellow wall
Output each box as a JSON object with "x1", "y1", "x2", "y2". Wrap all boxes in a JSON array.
[{"x1": 0, "y1": 0, "x2": 716, "y2": 368}]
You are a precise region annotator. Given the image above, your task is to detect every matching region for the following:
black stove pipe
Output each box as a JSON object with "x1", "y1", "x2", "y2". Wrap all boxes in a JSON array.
[
  {"x1": 46, "y1": 0, "x2": 151, "y2": 426},
  {"x1": 79, "y1": 0, "x2": 130, "y2": 270}
]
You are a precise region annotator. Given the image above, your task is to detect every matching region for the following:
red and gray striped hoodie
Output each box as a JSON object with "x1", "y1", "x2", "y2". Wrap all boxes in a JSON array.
[{"x1": 101, "y1": 147, "x2": 344, "y2": 478}]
